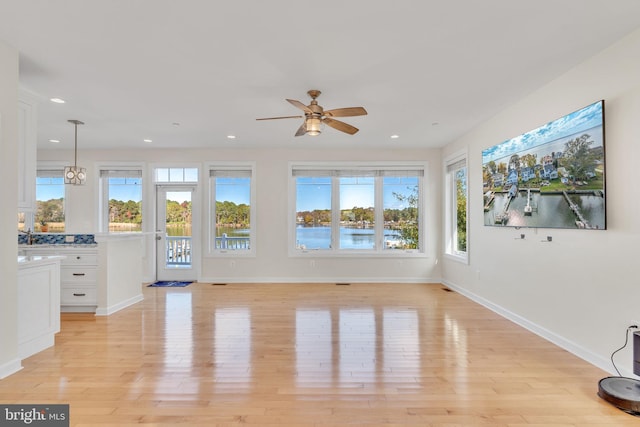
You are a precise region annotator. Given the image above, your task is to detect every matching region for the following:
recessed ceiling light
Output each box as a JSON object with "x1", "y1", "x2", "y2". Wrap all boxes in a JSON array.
[
  {"x1": 227, "y1": 135, "x2": 236, "y2": 139},
  {"x1": 143, "y1": 139, "x2": 152, "y2": 143},
  {"x1": 390, "y1": 134, "x2": 400, "y2": 139},
  {"x1": 50, "y1": 98, "x2": 65, "y2": 104},
  {"x1": 49, "y1": 139, "x2": 60, "y2": 143}
]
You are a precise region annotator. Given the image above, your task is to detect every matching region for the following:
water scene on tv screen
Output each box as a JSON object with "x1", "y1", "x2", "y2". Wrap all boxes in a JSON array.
[{"x1": 482, "y1": 100, "x2": 605, "y2": 229}]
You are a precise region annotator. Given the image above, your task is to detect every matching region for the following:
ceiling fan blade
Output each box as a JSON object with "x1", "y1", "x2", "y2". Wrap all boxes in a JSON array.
[
  {"x1": 256, "y1": 115, "x2": 303, "y2": 121},
  {"x1": 323, "y1": 107, "x2": 368, "y2": 117},
  {"x1": 286, "y1": 99, "x2": 313, "y2": 114},
  {"x1": 323, "y1": 117, "x2": 359, "y2": 135},
  {"x1": 294, "y1": 122, "x2": 307, "y2": 137}
]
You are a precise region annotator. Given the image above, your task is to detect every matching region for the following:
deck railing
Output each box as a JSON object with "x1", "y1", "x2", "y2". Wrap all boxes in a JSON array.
[
  {"x1": 165, "y1": 234, "x2": 250, "y2": 266},
  {"x1": 166, "y1": 236, "x2": 191, "y2": 266},
  {"x1": 215, "y1": 233, "x2": 250, "y2": 250}
]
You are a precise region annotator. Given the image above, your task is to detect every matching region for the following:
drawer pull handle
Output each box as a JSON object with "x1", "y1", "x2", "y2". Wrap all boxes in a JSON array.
[
  {"x1": 73, "y1": 293, "x2": 86, "y2": 297},
  {"x1": 76, "y1": 256, "x2": 81, "y2": 260},
  {"x1": 72, "y1": 273, "x2": 85, "y2": 276}
]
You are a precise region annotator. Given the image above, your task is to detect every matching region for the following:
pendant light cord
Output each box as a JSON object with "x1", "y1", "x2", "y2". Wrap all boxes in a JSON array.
[{"x1": 74, "y1": 121, "x2": 78, "y2": 167}]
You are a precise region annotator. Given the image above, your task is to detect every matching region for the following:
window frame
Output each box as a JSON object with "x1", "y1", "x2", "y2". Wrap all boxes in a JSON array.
[
  {"x1": 288, "y1": 161, "x2": 427, "y2": 258},
  {"x1": 96, "y1": 163, "x2": 145, "y2": 233},
  {"x1": 205, "y1": 162, "x2": 256, "y2": 257},
  {"x1": 444, "y1": 151, "x2": 469, "y2": 264}
]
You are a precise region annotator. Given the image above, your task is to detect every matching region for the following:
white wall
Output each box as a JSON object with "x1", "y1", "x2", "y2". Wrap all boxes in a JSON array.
[
  {"x1": 442, "y1": 28, "x2": 640, "y2": 377},
  {"x1": 37, "y1": 147, "x2": 442, "y2": 284},
  {"x1": 0, "y1": 39, "x2": 20, "y2": 378}
]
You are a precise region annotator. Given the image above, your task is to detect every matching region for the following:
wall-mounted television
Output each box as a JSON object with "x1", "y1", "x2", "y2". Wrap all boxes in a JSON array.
[{"x1": 482, "y1": 100, "x2": 605, "y2": 229}]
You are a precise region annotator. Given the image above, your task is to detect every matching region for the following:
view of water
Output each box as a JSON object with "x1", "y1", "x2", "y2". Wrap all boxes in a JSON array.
[
  {"x1": 485, "y1": 191, "x2": 605, "y2": 229},
  {"x1": 149, "y1": 225, "x2": 406, "y2": 248},
  {"x1": 216, "y1": 227, "x2": 249, "y2": 238},
  {"x1": 296, "y1": 226, "x2": 402, "y2": 250},
  {"x1": 166, "y1": 224, "x2": 191, "y2": 237}
]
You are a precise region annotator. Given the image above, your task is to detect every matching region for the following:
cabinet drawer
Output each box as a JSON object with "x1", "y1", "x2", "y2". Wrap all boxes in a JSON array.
[
  {"x1": 61, "y1": 286, "x2": 97, "y2": 305},
  {"x1": 61, "y1": 267, "x2": 97, "y2": 282},
  {"x1": 62, "y1": 253, "x2": 98, "y2": 266}
]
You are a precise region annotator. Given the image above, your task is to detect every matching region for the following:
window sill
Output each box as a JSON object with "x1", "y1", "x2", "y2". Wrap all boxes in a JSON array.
[{"x1": 290, "y1": 250, "x2": 427, "y2": 258}]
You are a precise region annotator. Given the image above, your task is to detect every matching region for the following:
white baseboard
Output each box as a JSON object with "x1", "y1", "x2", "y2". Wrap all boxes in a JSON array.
[
  {"x1": 18, "y1": 334, "x2": 55, "y2": 360},
  {"x1": 441, "y1": 279, "x2": 631, "y2": 378},
  {"x1": 95, "y1": 294, "x2": 144, "y2": 316},
  {"x1": 0, "y1": 358, "x2": 22, "y2": 379},
  {"x1": 198, "y1": 276, "x2": 437, "y2": 284}
]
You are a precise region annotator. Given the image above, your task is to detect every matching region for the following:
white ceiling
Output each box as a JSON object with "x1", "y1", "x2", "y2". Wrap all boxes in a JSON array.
[{"x1": 1, "y1": 0, "x2": 640, "y2": 151}]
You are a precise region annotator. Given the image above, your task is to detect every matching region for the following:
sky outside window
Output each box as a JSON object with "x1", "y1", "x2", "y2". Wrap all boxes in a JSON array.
[{"x1": 109, "y1": 177, "x2": 142, "y2": 202}]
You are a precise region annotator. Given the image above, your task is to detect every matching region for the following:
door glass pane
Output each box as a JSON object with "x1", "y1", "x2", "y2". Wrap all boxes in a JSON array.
[
  {"x1": 295, "y1": 176, "x2": 331, "y2": 250},
  {"x1": 165, "y1": 191, "x2": 192, "y2": 268}
]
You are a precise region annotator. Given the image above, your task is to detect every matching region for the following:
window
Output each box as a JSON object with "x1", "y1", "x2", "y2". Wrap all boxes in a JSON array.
[
  {"x1": 99, "y1": 168, "x2": 143, "y2": 232},
  {"x1": 35, "y1": 168, "x2": 65, "y2": 233},
  {"x1": 295, "y1": 176, "x2": 332, "y2": 249},
  {"x1": 155, "y1": 167, "x2": 198, "y2": 183},
  {"x1": 444, "y1": 153, "x2": 468, "y2": 263},
  {"x1": 208, "y1": 164, "x2": 255, "y2": 255},
  {"x1": 291, "y1": 163, "x2": 425, "y2": 255}
]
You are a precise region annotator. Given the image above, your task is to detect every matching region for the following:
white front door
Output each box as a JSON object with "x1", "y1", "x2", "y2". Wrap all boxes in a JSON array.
[{"x1": 156, "y1": 186, "x2": 197, "y2": 281}]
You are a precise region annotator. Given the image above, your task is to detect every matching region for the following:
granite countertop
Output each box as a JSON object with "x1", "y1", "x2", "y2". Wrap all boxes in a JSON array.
[{"x1": 19, "y1": 244, "x2": 98, "y2": 249}]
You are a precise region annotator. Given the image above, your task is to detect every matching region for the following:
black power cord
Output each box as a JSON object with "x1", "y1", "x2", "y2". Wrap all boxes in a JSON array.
[{"x1": 611, "y1": 325, "x2": 639, "y2": 376}]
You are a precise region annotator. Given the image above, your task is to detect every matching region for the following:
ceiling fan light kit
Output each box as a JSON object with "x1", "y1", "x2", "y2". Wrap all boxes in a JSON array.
[
  {"x1": 306, "y1": 117, "x2": 322, "y2": 136},
  {"x1": 257, "y1": 89, "x2": 367, "y2": 137}
]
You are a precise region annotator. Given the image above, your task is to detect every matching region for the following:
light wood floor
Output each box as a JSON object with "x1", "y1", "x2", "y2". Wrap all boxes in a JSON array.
[{"x1": 1, "y1": 283, "x2": 636, "y2": 426}]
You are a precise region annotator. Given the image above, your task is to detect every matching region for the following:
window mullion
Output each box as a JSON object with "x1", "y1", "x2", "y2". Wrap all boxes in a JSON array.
[
  {"x1": 331, "y1": 176, "x2": 340, "y2": 250},
  {"x1": 375, "y1": 175, "x2": 383, "y2": 251},
  {"x1": 212, "y1": 177, "x2": 218, "y2": 252}
]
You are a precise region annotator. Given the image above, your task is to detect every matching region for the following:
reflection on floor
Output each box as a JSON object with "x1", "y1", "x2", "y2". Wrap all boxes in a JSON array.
[{"x1": 1, "y1": 283, "x2": 632, "y2": 426}]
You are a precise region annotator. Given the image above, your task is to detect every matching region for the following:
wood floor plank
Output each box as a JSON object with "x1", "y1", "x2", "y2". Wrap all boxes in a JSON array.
[{"x1": 1, "y1": 283, "x2": 635, "y2": 426}]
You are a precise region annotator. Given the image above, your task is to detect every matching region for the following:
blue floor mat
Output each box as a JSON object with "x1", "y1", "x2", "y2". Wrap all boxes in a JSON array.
[{"x1": 147, "y1": 281, "x2": 192, "y2": 287}]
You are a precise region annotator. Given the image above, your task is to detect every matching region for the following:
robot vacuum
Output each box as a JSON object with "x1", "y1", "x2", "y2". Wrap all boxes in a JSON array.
[
  {"x1": 598, "y1": 376, "x2": 640, "y2": 415},
  {"x1": 598, "y1": 330, "x2": 640, "y2": 415}
]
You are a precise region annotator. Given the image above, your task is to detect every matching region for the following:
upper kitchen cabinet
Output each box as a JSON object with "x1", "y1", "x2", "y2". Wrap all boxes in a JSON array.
[{"x1": 17, "y1": 90, "x2": 37, "y2": 211}]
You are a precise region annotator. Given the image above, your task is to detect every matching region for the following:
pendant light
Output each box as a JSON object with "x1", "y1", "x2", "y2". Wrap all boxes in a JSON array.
[{"x1": 64, "y1": 119, "x2": 86, "y2": 185}]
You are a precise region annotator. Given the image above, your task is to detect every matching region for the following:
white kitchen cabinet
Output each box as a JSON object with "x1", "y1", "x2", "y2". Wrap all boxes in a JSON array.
[
  {"x1": 17, "y1": 255, "x2": 62, "y2": 359},
  {"x1": 22, "y1": 234, "x2": 145, "y2": 315},
  {"x1": 17, "y1": 90, "x2": 37, "y2": 212},
  {"x1": 23, "y1": 247, "x2": 98, "y2": 312},
  {"x1": 59, "y1": 250, "x2": 98, "y2": 311}
]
